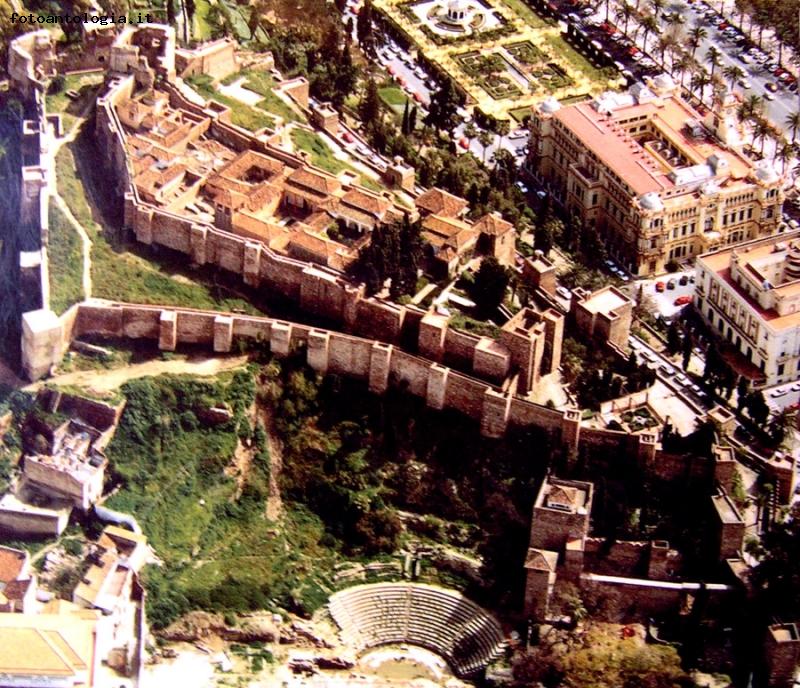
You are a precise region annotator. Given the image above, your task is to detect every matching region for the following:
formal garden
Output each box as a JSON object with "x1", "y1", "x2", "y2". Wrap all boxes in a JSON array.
[
  {"x1": 452, "y1": 47, "x2": 572, "y2": 100},
  {"x1": 374, "y1": 0, "x2": 617, "y2": 118}
]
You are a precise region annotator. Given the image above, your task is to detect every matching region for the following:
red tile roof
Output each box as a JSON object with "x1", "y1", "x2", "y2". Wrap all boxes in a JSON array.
[
  {"x1": 0, "y1": 547, "x2": 27, "y2": 585},
  {"x1": 415, "y1": 188, "x2": 468, "y2": 217}
]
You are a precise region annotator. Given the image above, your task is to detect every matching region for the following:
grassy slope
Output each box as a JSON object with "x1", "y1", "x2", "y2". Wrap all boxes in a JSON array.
[
  {"x1": 47, "y1": 199, "x2": 84, "y2": 315},
  {"x1": 55, "y1": 131, "x2": 263, "y2": 314},
  {"x1": 106, "y1": 372, "x2": 336, "y2": 624},
  {"x1": 188, "y1": 75, "x2": 276, "y2": 132},
  {"x1": 45, "y1": 73, "x2": 104, "y2": 131},
  {"x1": 289, "y1": 129, "x2": 382, "y2": 191},
  {"x1": 239, "y1": 71, "x2": 304, "y2": 123}
]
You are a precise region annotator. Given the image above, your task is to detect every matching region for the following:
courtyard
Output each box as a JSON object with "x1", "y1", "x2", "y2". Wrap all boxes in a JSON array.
[{"x1": 375, "y1": 0, "x2": 623, "y2": 119}]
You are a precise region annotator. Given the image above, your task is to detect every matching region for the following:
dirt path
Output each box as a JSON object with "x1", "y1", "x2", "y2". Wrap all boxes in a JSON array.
[
  {"x1": 26, "y1": 355, "x2": 249, "y2": 394},
  {"x1": 259, "y1": 405, "x2": 284, "y2": 522}
]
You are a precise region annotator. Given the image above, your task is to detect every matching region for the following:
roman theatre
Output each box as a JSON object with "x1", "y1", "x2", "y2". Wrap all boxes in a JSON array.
[{"x1": 306, "y1": 583, "x2": 506, "y2": 686}]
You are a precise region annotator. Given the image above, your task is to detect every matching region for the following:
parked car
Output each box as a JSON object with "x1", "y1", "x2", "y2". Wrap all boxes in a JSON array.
[
  {"x1": 667, "y1": 279, "x2": 676, "y2": 289},
  {"x1": 679, "y1": 274, "x2": 689, "y2": 285},
  {"x1": 674, "y1": 295, "x2": 692, "y2": 306},
  {"x1": 556, "y1": 286, "x2": 572, "y2": 300},
  {"x1": 655, "y1": 281, "x2": 665, "y2": 292},
  {"x1": 458, "y1": 137, "x2": 470, "y2": 149},
  {"x1": 342, "y1": 131, "x2": 355, "y2": 143}
]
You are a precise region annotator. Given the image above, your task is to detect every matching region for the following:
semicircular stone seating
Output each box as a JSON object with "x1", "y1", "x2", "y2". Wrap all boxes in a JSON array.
[{"x1": 328, "y1": 582, "x2": 506, "y2": 677}]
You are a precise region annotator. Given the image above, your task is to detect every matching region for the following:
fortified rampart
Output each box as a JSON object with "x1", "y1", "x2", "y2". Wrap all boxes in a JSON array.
[{"x1": 67, "y1": 299, "x2": 708, "y2": 484}]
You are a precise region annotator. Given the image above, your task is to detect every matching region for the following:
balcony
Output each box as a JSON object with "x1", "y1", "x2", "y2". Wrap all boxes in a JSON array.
[{"x1": 570, "y1": 163, "x2": 600, "y2": 187}]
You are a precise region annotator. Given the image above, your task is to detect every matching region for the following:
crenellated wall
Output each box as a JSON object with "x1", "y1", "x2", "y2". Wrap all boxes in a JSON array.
[{"x1": 66, "y1": 299, "x2": 700, "y2": 486}]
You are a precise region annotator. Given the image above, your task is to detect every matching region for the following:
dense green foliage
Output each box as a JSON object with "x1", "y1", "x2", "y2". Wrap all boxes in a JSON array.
[
  {"x1": 259, "y1": 354, "x2": 554, "y2": 605},
  {"x1": 470, "y1": 257, "x2": 509, "y2": 317},
  {"x1": 349, "y1": 214, "x2": 422, "y2": 297},
  {"x1": 106, "y1": 371, "x2": 336, "y2": 629}
]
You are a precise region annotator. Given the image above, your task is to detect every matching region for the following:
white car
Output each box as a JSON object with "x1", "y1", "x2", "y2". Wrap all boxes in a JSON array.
[
  {"x1": 509, "y1": 129, "x2": 528, "y2": 140},
  {"x1": 739, "y1": 79, "x2": 751, "y2": 89},
  {"x1": 556, "y1": 286, "x2": 572, "y2": 300},
  {"x1": 770, "y1": 388, "x2": 788, "y2": 398}
]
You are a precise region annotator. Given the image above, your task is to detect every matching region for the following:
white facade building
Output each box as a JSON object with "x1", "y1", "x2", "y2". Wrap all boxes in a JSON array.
[{"x1": 695, "y1": 231, "x2": 800, "y2": 387}]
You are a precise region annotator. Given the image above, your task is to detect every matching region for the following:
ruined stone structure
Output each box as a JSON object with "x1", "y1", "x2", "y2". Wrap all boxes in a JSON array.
[
  {"x1": 175, "y1": 38, "x2": 239, "y2": 80},
  {"x1": 570, "y1": 285, "x2": 633, "y2": 351},
  {"x1": 523, "y1": 475, "x2": 738, "y2": 622}
]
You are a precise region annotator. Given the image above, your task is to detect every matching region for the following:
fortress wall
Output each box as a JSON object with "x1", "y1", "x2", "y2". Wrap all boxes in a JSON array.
[
  {"x1": 353, "y1": 299, "x2": 405, "y2": 343},
  {"x1": 121, "y1": 306, "x2": 161, "y2": 338},
  {"x1": 147, "y1": 211, "x2": 193, "y2": 254},
  {"x1": 261, "y1": 254, "x2": 305, "y2": 301},
  {"x1": 508, "y1": 397, "x2": 563, "y2": 431},
  {"x1": 175, "y1": 310, "x2": 216, "y2": 344},
  {"x1": 328, "y1": 334, "x2": 373, "y2": 378},
  {"x1": 651, "y1": 450, "x2": 714, "y2": 484},
  {"x1": 444, "y1": 328, "x2": 481, "y2": 370},
  {"x1": 209, "y1": 230, "x2": 246, "y2": 273},
  {"x1": 231, "y1": 316, "x2": 272, "y2": 342},
  {"x1": 444, "y1": 371, "x2": 491, "y2": 421},
  {"x1": 389, "y1": 350, "x2": 435, "y2": 398},
  {"x1": 580, "y1": 426, "x2": 631, "y2": 450},
  {"x1": 580, "y1": 574, "x2": 734, "y2": 620}
]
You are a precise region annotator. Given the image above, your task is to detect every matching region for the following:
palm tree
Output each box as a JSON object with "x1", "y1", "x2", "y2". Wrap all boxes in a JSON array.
[
  {"x1": 776, "y1": 139, "x2": 794, "y2": 174},
  {"x1": 688, "y1": 26, "x2": 707, "y2": 58},
  {"x1": 657, "y1": 34, "x2": 677, "y2": 68},
  {"x1": 734, "y1": 0, "x2": 750, "y2": 30},
  {"x1": 673, "y1": 54, "x2": 694, "y2": 88},
  {"x1": 753, "y1": 118, "x2": 771, "y2": 157},
  {"x1": 691, "y1": 71, "x2": 711, "y2": 101},
  {"x1": 722, "y1": 64, "x2": 745, "y2": 92},
  {"x1": 649, "y1": 0, "x2": 665, "y2": 19},
  {"x1": 640, "y1": 14, "x2": 659, "y2": 50},
  {"x1": 706, "y1": 45, "x2": 722, "y2": 79},
  {"x1": 615, "y1": 1, "x2": 635, "y2": 35},
  {"x1": 785, "y1": 111, "x2": 800, "y2": 143},
  {"x1": 478, "y1": 130, "x2": 493, "y2": 164},
  {"x1": 496, "y1": 120, "x2": 510, "y2": 150},
  {"x1": 464, "y1": 122, "x2": 478, "y2": 141}
]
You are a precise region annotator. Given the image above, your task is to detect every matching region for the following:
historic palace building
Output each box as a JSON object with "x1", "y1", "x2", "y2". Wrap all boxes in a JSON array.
[{"x1": 525, "y1": 76, "x2": 784, "y2": 276}]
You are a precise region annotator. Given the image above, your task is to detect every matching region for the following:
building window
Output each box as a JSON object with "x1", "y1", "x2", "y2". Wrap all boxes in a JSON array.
[{"x1": 779, "y1": 363, "x2": 785, "y2": 375}]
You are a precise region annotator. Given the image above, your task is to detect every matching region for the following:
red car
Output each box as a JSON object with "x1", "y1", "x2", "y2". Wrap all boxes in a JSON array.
[
  {"x1": 342, "y1": 131, "x2": 354, "y2": 143},
  {"x1": 412, "y1": 91, "x2": 423, "y2": 103},
  {"x1": 628, "y1": 46, "x2": 641, "y2": 57},
  {"x1": 674, "y1": 295, "x2": 692, "y2": 306},
  {"x1": 459, "y1": 137, "x2": 470, "y2": 149},
  {"x1": 655, "y1": 281, "x2": 665, "y2": 293},
  {"x1": 396, "y1": 76, "x2": 406, "y2": 87}
]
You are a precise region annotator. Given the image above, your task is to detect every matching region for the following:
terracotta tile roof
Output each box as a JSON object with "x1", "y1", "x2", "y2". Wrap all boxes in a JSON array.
[
  {"x1": 287, "y1": 167, "x2": 341, "y2": 196},
  {"x1": 335, "y1": 202, "x2": 379, "y2": 228},
  {"x1": 422, "y1": 213, "x2": 471, "y2": 237},
  {"x1": 0, "y1": 547, "x2": 27, "y2": 585},
  {"x1": 415, "y1": 187, "x2": 468, "y2": 217},
  {"x1": 524, "y1": 548, "x2": 558, "y2": 572},
  {"x1": 341, "y1": 188, "x2": 391, "y2": 217},
  {"x1": 3, "y1": 579, "x2": 33, "y2": 602},
  {"x1": 473, "y1": 212, "x2": 514, "y2": 237}
]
